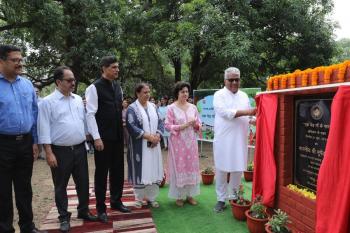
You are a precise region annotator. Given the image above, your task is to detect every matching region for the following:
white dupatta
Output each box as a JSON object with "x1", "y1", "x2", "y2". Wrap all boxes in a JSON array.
[{"x1": 135, "y1": 100, "x2": 163, "y2": 185}]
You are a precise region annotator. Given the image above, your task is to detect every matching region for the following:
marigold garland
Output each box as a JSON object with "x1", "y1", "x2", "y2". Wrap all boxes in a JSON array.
[
  {"x1": 266, "y1": 60, "x2": 350, "y2": 90},
  {"x1": 287, "y1": 184, "x2": 316, "y2": 200}
]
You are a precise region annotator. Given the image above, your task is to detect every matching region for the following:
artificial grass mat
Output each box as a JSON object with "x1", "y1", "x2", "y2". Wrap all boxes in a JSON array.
[{"x1": 151, "y1": 179, "x2": 251, "y2": 233}]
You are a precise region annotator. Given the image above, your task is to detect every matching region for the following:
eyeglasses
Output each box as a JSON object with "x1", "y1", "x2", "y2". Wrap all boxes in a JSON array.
[
  {"x1": 7, "y1": 58, "x2": 24, "y2": 64},
  {"x1": 62, "y1": 78, "x2": 76, "y2": 83},
  {"x1": 226, "y1": 78, "x2": 240, "y2": 83}
]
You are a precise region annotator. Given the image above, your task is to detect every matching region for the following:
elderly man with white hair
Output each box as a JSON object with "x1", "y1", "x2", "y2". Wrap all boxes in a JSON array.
[{"x1": 213, "y1": 67, "x2": 256, "y2": 212}]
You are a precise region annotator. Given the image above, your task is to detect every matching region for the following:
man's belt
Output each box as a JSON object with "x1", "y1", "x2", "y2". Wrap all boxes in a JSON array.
[
  {"x1": 51, "y1": 142, "x2": 85, "y2": 151},
  {"x1": 0, "y1": 133, "x2": 30, "y2": 141}
]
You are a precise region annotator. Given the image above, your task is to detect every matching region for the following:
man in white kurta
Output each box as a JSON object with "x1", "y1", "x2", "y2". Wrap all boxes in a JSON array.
[{"x1": 213, "y1": 67, "x2": 256, "y2": 212}]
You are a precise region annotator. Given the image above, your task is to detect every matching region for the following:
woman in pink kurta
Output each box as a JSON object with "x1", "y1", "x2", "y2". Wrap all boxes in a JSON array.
[{"x1": 165, "y1": 82, "x2": 201, "y2": 207}]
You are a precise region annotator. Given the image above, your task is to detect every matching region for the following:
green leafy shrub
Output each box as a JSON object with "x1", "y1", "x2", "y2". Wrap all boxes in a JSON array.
[
  {"x1": 202, "y1": 167, "x2": 214, "y2": 175},
  {"x1": 266, "y1": 209, "x2": 291, "y2": 233},
  {"x1": 249, "y1": 195, "x2": 267, "y2": 219}
]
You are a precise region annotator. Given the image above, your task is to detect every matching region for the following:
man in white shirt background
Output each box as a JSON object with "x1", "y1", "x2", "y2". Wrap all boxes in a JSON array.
[
  {"x1": 85, "y1": 56, "x2": 130, "y2": 223},
  {"x1": 213, "y1": 67, "x2": 256, "y2": 213},
  {"x1": 38, "y1": 66, "x2": 97, "y2": 232}
]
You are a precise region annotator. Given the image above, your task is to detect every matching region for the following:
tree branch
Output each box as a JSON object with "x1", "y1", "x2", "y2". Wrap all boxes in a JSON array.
[{"x1": 0, "y1": 21, "x2": 33, "y2": 32}]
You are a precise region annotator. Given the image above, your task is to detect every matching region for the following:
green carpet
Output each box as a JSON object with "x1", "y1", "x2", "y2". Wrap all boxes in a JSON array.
[{"x1": 151, "y1": 179, "x2": 251, "y2": 233}]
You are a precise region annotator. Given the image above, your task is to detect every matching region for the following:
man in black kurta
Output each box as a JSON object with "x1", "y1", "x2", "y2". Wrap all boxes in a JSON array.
[{"x1": 85, "y1": 56, "x2": 130, "y2": 223}]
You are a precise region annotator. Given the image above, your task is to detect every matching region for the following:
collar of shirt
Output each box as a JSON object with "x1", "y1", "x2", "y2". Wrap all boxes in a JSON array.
[
  {"x1": 0, "y1": 73, "x2": 21, "y2": 82},
  {"x1": 224, "y1": 86, "x2": 239, "y2": 96},
  {"x1": 53, "y1": 88, "x2": 75, "y2": 100}
]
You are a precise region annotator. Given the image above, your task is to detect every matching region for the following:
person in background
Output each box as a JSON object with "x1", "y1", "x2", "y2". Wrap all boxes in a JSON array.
[
  {"x1": 155, "y1": 99, "x2": 161, "y2": 109},
  {"x1": 122, "y1": 99, "x2": 129, "y2": 147},
  {"x1": 85, "y1": 55, "x2": 130, "y2": 223},
  {"x1": 212, "y1": 67, "x2": 256, "y2": 213},
  {"x1": 38, "y1": 66, "x2": 98, "y2": 232},
  {"x1": 126, "y1": 83, "x2": 164, "y2": 208},
  {"x1": 149, "y1": 96, "x2": 155, "y2": 104},
  {"x1": 158, "y1": 96, "x2": 169, "y2": 150},
  {"x1": 0, "y1": 44, "x2": 47, "y2": 233},
  {"x1": 168, "y1": 97, "x2": 174, "y2": 105},
  {"x1": 187, "y1": 97, "x2": 193, "y2": 104},
  {"x1": 165, "y1": 81, "x2": 201, "y2": 207}
]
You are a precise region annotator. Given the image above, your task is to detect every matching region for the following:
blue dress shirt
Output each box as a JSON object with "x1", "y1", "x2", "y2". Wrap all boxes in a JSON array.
[{"x1": 0, "y1": 74, "x2": 38, "y2": 143}]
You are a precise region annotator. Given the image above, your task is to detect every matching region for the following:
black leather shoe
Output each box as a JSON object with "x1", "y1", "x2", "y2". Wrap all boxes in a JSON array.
[
  {"x1": 77, "y1": 212, "x2": 98, "y2": 222},
  {"x1": 24, "y1": 228, "x2": 48, "y2": 233},
  {"x1": 97, "y1": 212, "x2": 108, "y2": 223},
  {"x1": 111, "y1": 203, "x2": 131, "y2": 213},
  {"x1": 59, "y1": 220, "x2": 70, "y2": 232}
]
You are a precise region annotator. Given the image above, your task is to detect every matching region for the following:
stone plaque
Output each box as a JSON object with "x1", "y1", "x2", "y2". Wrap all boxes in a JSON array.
[{"x1": 294, "y1": 99, "x2": 332, "y2": 191}]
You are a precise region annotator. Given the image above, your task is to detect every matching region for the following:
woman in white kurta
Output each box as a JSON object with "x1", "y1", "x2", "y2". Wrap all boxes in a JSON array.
[
  {"x1": 126, "y1": 83, "x2": 164, "y2": 208},
  {"x1": 213, "y1": 67, "x2": 256, "y2": 212}
]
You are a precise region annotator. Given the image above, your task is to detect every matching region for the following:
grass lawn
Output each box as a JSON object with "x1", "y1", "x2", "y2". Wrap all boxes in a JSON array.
[{"x1": 151, "y1": 179, "x2": 252, "y2": 233}]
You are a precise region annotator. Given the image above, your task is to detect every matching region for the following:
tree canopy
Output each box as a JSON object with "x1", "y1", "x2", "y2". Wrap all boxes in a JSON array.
[{"x1": 0, "y1": 0, "x2": 339, "y2": 96}]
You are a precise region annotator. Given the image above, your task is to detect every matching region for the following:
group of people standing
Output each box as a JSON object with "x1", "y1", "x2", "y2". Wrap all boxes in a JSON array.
[
  {"x1": 0, "y1": 44, "x2": 256, "y2": 233},
  {"x1": 126, "y1": 81, "x2": 202, "y2": 208}
]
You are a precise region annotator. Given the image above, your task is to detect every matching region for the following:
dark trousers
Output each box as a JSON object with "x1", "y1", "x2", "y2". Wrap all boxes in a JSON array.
[
  {"x1": 51, "y1": 143, "x2": 89, "y2": 222},
  {"x1": 94, "y1": 140, "x2": 124, "y2": 213},
  {"x1": 0, "y1": 135, "x2": 35, "y2": 233}
]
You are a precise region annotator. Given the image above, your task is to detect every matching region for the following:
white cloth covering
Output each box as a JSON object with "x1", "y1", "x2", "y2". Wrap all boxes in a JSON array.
[{"x1": 135, "y1": 100, "x2": 163, "y2": 185}]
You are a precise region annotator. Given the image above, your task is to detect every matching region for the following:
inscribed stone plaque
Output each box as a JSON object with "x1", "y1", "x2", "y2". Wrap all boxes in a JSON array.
[{"x1": 294, "y1": 99, "x2": 331, "y2": 191}]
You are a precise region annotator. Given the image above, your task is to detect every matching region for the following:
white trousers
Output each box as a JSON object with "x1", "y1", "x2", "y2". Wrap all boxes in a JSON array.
[
  {"x1": 215, "y1": 169, "x2": 242, "y2": 202},
  {"x1": 134, "y1": 184, "x2": 159, "y2": 202}
]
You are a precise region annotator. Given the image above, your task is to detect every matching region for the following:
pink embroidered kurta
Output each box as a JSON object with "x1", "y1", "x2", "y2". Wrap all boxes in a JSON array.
[{"x1": 165, "y1": 103, "x2": 201, "y2": 188}]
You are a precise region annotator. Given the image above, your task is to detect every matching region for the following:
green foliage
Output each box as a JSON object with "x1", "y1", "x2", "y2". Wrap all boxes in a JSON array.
[
  {"x1": 247, "y1": 162, "x2": 254, "y2": 171},
  {"x1": 202, "y1": 167, "x2": 214, "y2": 175},
  {"x1": 235, "y1": 185, "x2": 250, "y2": 205},
  {"x1": 266, "y1": 209, "x2": 291, "y2": 233},
  {"x1": 249, "y1": 195, "x2": 267, "y2": 219},
  {"x1": 0, "y1": 0, "x2": 337, "y2": 94},
  {"x1": 332, "y1": 38, "x2": 350, "y2": 63}
]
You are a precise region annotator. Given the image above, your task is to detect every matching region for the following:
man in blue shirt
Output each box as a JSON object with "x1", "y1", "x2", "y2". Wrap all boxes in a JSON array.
[{"x1": 0, "y1": 45, "x2": 47, "y2": 233}]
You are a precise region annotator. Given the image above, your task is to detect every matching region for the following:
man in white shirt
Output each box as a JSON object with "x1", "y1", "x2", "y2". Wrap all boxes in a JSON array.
[
  {"x1": 38, "y1": 66, "x2": 97, "y2": 232},
  {"x1": 85, "y1": 56, "x2": 130, "y2": 223},
  {"x1": 213, "y1": 67, "x2": 256, "y2": 212}
]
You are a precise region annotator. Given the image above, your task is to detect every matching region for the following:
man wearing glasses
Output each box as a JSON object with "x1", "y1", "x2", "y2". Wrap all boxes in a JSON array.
[
  {"x1": 38, "y1": 66, "x2": 97, "y2": 232},
  {"x1": 213, "y1": 67, "x2": 256, "y2": 213},
  {"x1": 0, "y1": 45, "x2": 46, "y2": 233}
]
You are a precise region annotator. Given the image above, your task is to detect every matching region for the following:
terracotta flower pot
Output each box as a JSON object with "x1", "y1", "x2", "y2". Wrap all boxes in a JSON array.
[
  {"x1": 245, "y1": 210, "x2": 269, "y2": 233},
  {"x1": 244, "y1": 170, "x2": 253, "y2": 182},
  {"x1": 230, "y1": 200, "x2": 251, "y2": 221},
  {"x1": 201, "y1": 173, "x2": 214, "y2": 185},
  {"x1": 265, "y1": 225, "x2": 273, "y2": 233}
]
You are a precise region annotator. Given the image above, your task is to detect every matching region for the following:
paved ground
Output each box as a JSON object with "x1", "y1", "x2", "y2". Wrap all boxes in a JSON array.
[{"x1": 12, "y1": 142, "x2": 215, "y2": 232}]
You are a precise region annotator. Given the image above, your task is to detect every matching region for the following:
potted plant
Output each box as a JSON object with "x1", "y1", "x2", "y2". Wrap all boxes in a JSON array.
[
  {"x1": 265, "y1": 209, "x2": 292, "y2": 233},
  {"x1": 201, "y1": 167, "x2": 215, "y2": 185},
  {"x1": 230, "y1": 185, "x2": 251, "y2": 221},
  {"x1": 244, "y1": 161, "x2": 254, "y2": 182},
  {"x1": 245, "y1": 195, "x2": 269, "y2": 233}
]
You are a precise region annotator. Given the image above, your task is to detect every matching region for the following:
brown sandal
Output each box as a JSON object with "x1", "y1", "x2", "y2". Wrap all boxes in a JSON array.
[
  {"x1": 187, "y1": 197, "x2": 198, "y2": 205},
  {"x1": 175, "y1": 199, "x2": 184, "y2": 207}
]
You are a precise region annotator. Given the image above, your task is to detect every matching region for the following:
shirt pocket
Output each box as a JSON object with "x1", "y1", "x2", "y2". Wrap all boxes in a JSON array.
[{"x1": 21, "y1": 90, "x2": 33, "y2": 105}]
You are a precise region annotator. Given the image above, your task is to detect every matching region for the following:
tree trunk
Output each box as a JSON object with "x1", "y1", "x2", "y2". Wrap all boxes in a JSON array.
[{"x1": 172, "y1": 57, "x2": 181, "y2": 83}]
